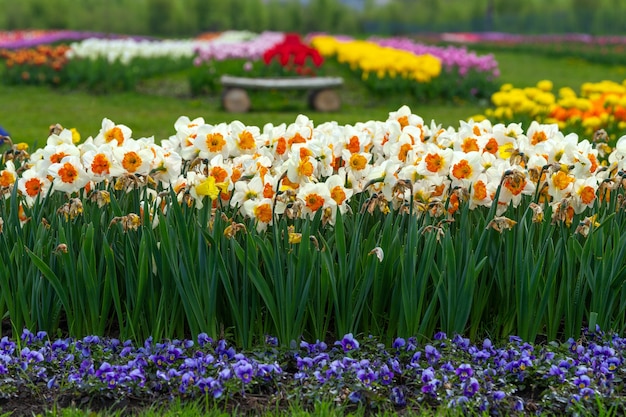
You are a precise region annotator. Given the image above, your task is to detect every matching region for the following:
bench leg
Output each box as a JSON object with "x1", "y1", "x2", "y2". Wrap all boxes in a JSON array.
[
  {"x1": 222, "y1": 88, "x2": 251, "y2": 113},
  {"x1": 309, "y1": 89, "x2": 341, "y2": 112}
]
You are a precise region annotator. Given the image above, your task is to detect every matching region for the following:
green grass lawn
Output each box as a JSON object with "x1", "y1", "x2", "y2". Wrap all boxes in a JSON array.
[
  {"x1": 492, "y1": 51, "x2": 626, "y2": 90},
  {"x1": 0, "y1": 82, "x2": 483, "y2": 147},
  {"x1": 1, "y1": 50, "x2": 625, "y2": 148}
]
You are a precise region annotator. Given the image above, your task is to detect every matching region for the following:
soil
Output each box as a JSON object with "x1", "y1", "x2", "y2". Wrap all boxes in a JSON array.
[
  {"x1": 0, "y1": 390, "x2": 150, "y2": 416},
  {"x1": 0, "y1": 389, "x2": 297, "y2": 417}
]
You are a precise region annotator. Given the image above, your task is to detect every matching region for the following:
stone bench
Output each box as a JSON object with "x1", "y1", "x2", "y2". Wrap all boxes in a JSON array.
[{"x1": 220, "y1": 75, "x2": 343, "y2": 113}]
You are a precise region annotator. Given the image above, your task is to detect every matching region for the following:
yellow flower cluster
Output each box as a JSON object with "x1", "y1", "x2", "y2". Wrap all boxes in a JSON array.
[
  {"x1": 310, "y1": 35, "x2": 441, "y2": 83},
  {"x1": 480, "y1": 79, "x2": 626, "y2": 139},
  {"x1": 482, "y1": 81, "x2": 555, "y2": 122}
]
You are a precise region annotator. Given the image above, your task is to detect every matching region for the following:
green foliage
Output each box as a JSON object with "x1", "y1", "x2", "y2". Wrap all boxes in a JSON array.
[
  {"x1": 463, "y1": 42, "x2": 626, "y2": 68},
  {"x1": 31, "y1": 398, "x2": 469, "y2": 417},
  {"x1": 62, "y1": 56, "x2": 194, "y2": 93},
  {"x1": 3, "y1": 164, "x2": 626, "y2": 347}
]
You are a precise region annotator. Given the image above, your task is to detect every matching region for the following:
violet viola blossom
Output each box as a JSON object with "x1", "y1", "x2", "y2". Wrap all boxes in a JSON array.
[
  {"x1": 424, "y1": 344, "x2": 441, "y2": 364},
  {"x1": 456, "y1": 363, "x2": 473, "y2": 380},
  {"x1": 196, "y1": 376, "x2": 215, "y2": 395},
  {"x1": 216, "y1": 340, "x2": 236, "y2": 361},
  {"x1": 338, "y1": 333, "x2": 359, "y2": 352},
  {"x1": 378, "y1": 364, "x2": 394, "y2": 385},
  {"x1": 356, "y1": 368, "x2": 377, "y2": 386},
  {"x1": 547, "y1": 364, "x2": 566, "y2": 382},
  {"x1": 0, "y1": 337, "x2": 15, "y2": 355},
  {"x1": 218, "y1": 367, "x2": 232, "y2": 381},
  {"x1": 197, "y1": 333, "x2": 212, "y2": 347},
  {"x1": 421, "y1": 367, "x2": 435, "y2": 383},
  {"x1": 392, "y1": 337, "x2": 406, "y2": 349},
  {"x1": 462, "y1": 377, "x2": 480, "y2": 397},
  {"x1": 234, "y1": 360, "x2": 254, "y2": 384}
]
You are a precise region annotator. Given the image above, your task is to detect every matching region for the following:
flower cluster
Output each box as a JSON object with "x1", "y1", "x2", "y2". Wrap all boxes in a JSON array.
[
  {"x1": 193, "y1": 31, "x2": 284, "y2": 64},
  {"x1": 189, "y1": 31, "x2": 287, "y2": 93},
  {"x1": 65, "y1": 38, "x2": 207, "y2": 64},
  {"x1": 480, "y1": 79, "x2": 626, "y2": 142},
  {"x1": 367, "y1": 36, "x2": 500, "y2": 101},
  {"x1": 1, "y1": 329, "x2": 281, "y2": 401},
  {"x1": 0, "y1": 44, "x2": 70, "y2": 85},
  {"x1": 290, "y1": 329, "x2": 626, "y2": 414},
  {"x1": 2, "y1": 105, "x2": 622, "y2": 232},
  {"x1": 311, "y1": 35, "x2": 442, "y2": 83},
  {"x1": 0, "y1": 30, "x2": 191, "y2": 91},
  {"x1": 0, "y1": 30, "x2": 117, "y2": 49},
  {"x1": 548, "y1": 80, "x2": 626, "y2": 137},
  {"x1": 371, "y1": 37, "x2": 499, "y2": 80},
  {"x1": 309, "y1": 34, "x2": 493, "y2": 101},
  {"x1": 190, "y1": 32, "x2": 326, "y2": 95},
  {"x1": 62, "y1": 34, "x2": 251, "y2": 92},
  {"x1": 3, "y1": 328, "x2": 626, "y2": 415},
  {"x1": 5, "y1": 120, "x2": 183, "y2": 207},
  {"x1": 262, "y1": 33, "x2": 324, "y2": 76}
]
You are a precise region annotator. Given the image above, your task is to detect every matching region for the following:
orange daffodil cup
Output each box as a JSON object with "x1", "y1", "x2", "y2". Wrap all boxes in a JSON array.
[{"x1": 1, "y1": 105, "x2": 621, "y2": 232}]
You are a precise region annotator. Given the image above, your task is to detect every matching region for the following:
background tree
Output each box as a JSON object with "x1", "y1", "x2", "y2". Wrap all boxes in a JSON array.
[
  {"x1": 572, "y1": 0, "x2": 598, "y2": 34},
  {"x1": 237, "y1": 0, "x2": 269, "y2": 33},
  {"x1": 591, "y1": 0, "x2": 625, "y2": 35},
  {"x1": 1, "y1": 1, "x2": 31, "y2": 29},
  {"x1": 264, "y1": 0, "x2": 292, "y2": 32},
  {"x1": 285, "y1": 0, "x2": 305, "y2": 33},
  {"x1": 147, "y1": 0, "x2": 172, "y2": 36},
  {"x1": 0, "y1": 0, "x2": 623, "y2": 36}
]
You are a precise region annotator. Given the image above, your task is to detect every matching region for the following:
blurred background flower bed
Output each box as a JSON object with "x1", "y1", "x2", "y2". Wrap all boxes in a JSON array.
[{"x1": 0, "y1": 30, "x2": 501, "y2": 104}]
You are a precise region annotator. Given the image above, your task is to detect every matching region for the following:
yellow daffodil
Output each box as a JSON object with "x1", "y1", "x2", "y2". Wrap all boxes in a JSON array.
[
  {"x1": 70, "y1": 128, "x2": 81, "y2": 144},
  {"x1": 196, "y1": 176, "x2": 220, "y2": 200}
]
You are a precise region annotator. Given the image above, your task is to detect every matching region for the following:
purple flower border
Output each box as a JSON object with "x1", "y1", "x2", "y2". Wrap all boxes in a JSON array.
[{"x1": 2, "y1": 327, "x2": 625, "y2": 415}]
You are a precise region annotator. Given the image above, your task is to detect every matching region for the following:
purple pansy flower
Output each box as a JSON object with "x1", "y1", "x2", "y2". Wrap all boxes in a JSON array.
[{"x1": 338, "y1": 333, "x2": 359, "y2": 352}]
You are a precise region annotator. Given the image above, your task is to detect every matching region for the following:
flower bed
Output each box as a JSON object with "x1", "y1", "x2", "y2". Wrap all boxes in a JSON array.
[
  {"x1": 0, "y1": 30, "x2": 499, "y2": 103},
  {"x1": 62, "y1": 37, "x2": 208, "y2": 92},
  {"x1": 371, "y1": 36, "x2": 500, "y2": 101},
  {"x1": 434, "y1": 32, "x2": 626, "y2": 66},
  {"x1": 0, "y1": 30, "x2": 129, "y2": 49},
  {"x1": 2, "y1": 327, "x2": 626, "y2": 415},
  {"x1": 190, "y1": 32, "x2": 326, "y2": 96},
  {"x1": 311, "y1": 35, "x2": 442, "y2": 98},
  {"x1": 0, "y1": 44, "x2": 70, "y2": 86},
  {"x1": 1, "y1": 106, "x2": 626, "y2": 350},
  {"x1": 477, "y1": 79, "x2": 626, "y2": 143},
  {"x1": 310, "y1": 35, "x2": 499, "y2": 102},
  {"x1": 0, "y1": 31, "x2": 269, "y2": 93}
]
